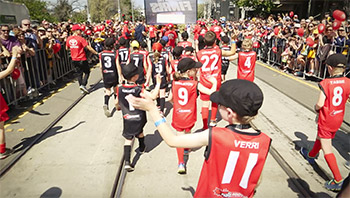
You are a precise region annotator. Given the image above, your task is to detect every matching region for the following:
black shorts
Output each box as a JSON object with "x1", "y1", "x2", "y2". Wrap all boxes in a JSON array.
[
  {"x1": 222, "y1": 65, "x2": 229, "y2": 75},
  {"x1": 72, "y1": 60, "x2": 90, "y2": 74},
  {"x1": 153, "y1": 77, "x2": 167, "y2": 89},
  {"x1": 104, "y1": 81, "x2": 118, "y2": 89},
  {"x1": 122, "y1": 123, "x2": 146, "y2": 140}
]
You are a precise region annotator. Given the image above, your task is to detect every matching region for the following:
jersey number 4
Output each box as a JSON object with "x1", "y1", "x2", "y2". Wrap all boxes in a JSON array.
[{"x1": 222, "y1": 151, "x2": 258, "y2": 189}]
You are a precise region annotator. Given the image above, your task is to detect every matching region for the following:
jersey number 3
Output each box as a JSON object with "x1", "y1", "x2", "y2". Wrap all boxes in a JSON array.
[{"x1": 222, "y1": 151, "x2": 258, "y2": 189}]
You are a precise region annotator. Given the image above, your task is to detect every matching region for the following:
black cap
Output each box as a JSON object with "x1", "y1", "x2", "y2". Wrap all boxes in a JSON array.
[
  {"x1": 177, "y1": 58, "x2": 202, "y2": 73},
  {"x1": 326, "y1": 54, "x2": 347, "y2": 68},
  {"x1": 104, "y1": 38, "x2": 115, "y2": 47},
  {"x1": 184, "y1": 46, "x2": 194, "y2": 52},
  {"x1": 173, "y1": 46, "x2": 184, "y2": 57},
  {"x1": 210, "y1": 79, "x2": 264, "y2": 117},
  {"x1": 204, "y1": 31, "x2": 216, "y2": 42},
  {"x1": 119, "y1": 37, "x2": 127, "y2": 46},
  {"x1": 122, "y1": 63, "x2": 139, "y2": 80}
]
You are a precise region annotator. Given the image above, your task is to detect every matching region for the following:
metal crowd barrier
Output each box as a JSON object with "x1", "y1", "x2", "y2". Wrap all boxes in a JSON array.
[
  {"x1": 253, "y1": 37, "x2": 350, "y2": 80},
  {"x1": 0, "y1": 44, "x2": 75, "y2": 107}
]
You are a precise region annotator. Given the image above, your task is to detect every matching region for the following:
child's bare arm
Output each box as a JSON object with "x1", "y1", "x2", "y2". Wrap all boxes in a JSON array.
[
  {"x1": 149, "y1": 74, "x2": 161, "y2": 100},
  {"x1": 198, "y1": 77, "x2": 217, "y2": 95},
  {"x1": 129, "y1": 92, "x2": 209, "y2": 148},
  {"x1": 315, "y1": 91, "x2": 326, "y2": 112}
]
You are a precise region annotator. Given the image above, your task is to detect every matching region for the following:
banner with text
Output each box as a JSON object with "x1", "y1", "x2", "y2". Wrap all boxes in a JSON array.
[{"x1": 144, "y1": 0, "x2": 197, "y2": 25}]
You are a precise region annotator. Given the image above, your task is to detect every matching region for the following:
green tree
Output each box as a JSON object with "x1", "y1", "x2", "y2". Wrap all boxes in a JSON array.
[
  {"x1": 71, "y1": 10, "x2": 87, "y2": 23},
  {"x1": 14, "y1": 0, "x2": 54, "y2": 22},
  {"x1": 53, "y1": 0, "x2": 75, "y2": 22},
  {"x1": 198, "y1": 4, "x2": 205, "y2": 19},
  {"x1": 234, "y1": 0, "x2": 275, "y2": 17}
]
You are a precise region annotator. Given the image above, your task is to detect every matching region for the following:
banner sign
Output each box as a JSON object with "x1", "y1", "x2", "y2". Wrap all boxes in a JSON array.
[{"x1": 144, "y1": 0, "x2": 197, "y2": 25}]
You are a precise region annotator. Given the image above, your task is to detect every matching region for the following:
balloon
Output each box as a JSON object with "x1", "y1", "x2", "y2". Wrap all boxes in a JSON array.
[
  {"x1": 85, "y1": 29, "x2": 92, "y2": 36},
  {"x1": 272, "y1": 46, "x2": 277, "y2": 53},
  {"x1": 318, "y1": 24, "x2": 325, "y2": 34},
  {"x1": 332, "y1": 20, "x2": 341, "y2": 30},
  {"x1": 11, "y1": 68, "x2": 20, "y2": 80},
  {"x1": 253, "y1": 42, "x2": 260, "y2": 48},
  {"x1": 289, "y1": 11, "x2": 294, "y2": 18},
  {"x1": 52, "y1": 43, "x2": 61, "y2": 54},
  {"x1": 274, "y1": 27, "x2": 279, "y2": 35},
  {"x1": 80, "y1": 25, "x2": 86, "y2": 31},
  {"x1": 100, "y1": 25, "x2": 105, "y2": 31},
  {"x1": 333, "y1": 10, "x2": 346, "y2": 21},
  {"x1": 93, "y1": 26, "x2": 99, "y2": 32},
  {"x1": 306, "y1": 37, "x2": 314, "y2": 47},
  {"x1": 297, "y1": 28, "x2": 304, "y2": 37}
]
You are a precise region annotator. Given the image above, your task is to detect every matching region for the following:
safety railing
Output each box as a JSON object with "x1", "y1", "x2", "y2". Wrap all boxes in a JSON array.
[
  {"x1": 0, "y1": 44, "x2": 75, "y2": 107},
  {"x1": 253, "y1": 37, "x2": 350, "y2": 80}
]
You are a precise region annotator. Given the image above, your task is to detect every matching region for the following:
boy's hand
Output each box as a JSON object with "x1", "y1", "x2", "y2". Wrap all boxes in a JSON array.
[{"x1": 128, "y1": 91, "x2": 157, "y2": 112}]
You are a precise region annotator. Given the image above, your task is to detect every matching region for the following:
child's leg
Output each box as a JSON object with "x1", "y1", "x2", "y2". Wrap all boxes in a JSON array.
[
  {"x1": 308, "y1": 138, "x2": 321, "y2": 157},
  {"x1": 137, "y1": 133, "x2": 145, "y2": 152},
  {"x1": 210, "y1": 102, "x2": 218, "y2": 122},
  {"x1": 201, "y1": 100, "x2": 210, "y2": 130},
  {"x1": 124, "y1": 138, "x2": 133, "y2": 163},
  {"x1": 176, "y1": 130, "x2": 185, "y2": 165},
  {"x1": 159, "y1": 89, "x2": 166, "y2": 113},
  {"x1": 0, "y1": 121, "x2": 5, "y2": 153},
  {"x1": 321, "y1": 138, "x2": 343, "y2": 182},
  {"x1": 104, "y1": 88, "x2": 112, "y2": 108}
]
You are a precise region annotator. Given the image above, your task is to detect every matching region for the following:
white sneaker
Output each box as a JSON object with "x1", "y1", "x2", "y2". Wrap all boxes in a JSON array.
[
  {"x1": 80, "y1": 85, "x2": 89, "y2": 94},
  {"x1": 0, "y1": 148, "x2": 12, "y2": 160},
  {"x1": 103, "y1": 105, "x2": 111, "y2": 117}
]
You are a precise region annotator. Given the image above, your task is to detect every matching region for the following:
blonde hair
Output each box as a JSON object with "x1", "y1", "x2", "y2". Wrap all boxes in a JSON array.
[
  {"x1": 242, "y1": 39, "x2": 253, "y2": 51},
  {"x1": 153, "y1": 51, "x2": 161, "y2": 64}
]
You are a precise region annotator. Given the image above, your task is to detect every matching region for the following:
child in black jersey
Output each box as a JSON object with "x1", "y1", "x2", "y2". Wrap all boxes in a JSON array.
[
  {"x1": 116, "y1": 62, "x2": 161, "y2": 171},
  {"x1": 100, "y1": 38, "x2": 122, "y2": 117}
]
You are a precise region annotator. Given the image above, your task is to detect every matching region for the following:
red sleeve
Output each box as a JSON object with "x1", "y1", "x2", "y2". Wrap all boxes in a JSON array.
[{"x1": 80, "y1": 37, "x2": 88, "y2": 48}]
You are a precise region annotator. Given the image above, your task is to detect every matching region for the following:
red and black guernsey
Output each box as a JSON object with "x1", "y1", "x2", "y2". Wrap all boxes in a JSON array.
[
  {"x1": 221, "y1": 45, "x2": 231, "y2": 68},
  {"x1": 197, "y1": 46, "x2": 222, "y2": 90},
  {"x1": 150, "y1": 54, "x2": 168, "y2": 89},
  {"x1": 100, "y1": 50, "x2": 118, "y2": 84},
  {"x1": 195, "y1": 126, "x2": 271, "y2": 198},
  {"x1": 171, "y1": 79, "x2": 198, "y2": 130},
  {"x1": 117, "y1": 47, "x2": 130, "y2": 68},
  {"x1": 318, "y1": 76, "x2": 350, "y2": 132},
  {"x1": 0, "y1": 93, "x2": 9, "y2": 122},
  {"x1": 117, "y1": 84, "x2": 146, "y2": 136},
  {"x1": 130, "y1": 52, "x2": 146, "y2": 85},
  {"x1": 237, "y1": 51, "x2": 257, "y2": 82}
]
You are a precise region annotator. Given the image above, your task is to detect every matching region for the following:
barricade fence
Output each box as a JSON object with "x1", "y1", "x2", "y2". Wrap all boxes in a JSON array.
[
  {"x1": 252, "y1": 37, "x2": 350, "y2": 79},
  {"x1": 0, "y1": 44, "x2": 75, "y2": 107}
]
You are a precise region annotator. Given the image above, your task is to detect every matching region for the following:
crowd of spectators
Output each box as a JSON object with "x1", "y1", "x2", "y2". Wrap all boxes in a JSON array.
[{"x1": 0, "y1": 12, "x2": 349, "y2": 105}]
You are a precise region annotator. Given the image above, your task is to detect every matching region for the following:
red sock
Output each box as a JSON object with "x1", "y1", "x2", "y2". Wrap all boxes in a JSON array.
[
  {"x1": 0, "y1": 143, "x2": 5, "y2": 153},
  {"x1": 176, "y1": 148, "x2": 184, "y2": 164},
  {"x1": 202, "y1": 107, "x2": 209, "y2": 130},
  {"x1": 309, "y1": 139, "x2": 321, "y2": 157},
  {"x1": 210, "y1": 103, "x2": 218, "y2": 121},
  {"x1": 324, "y1": 153, "x2": 342, "y2": 182}
]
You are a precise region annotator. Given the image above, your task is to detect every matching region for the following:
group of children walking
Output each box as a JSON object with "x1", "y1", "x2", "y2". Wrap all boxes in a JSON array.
[{"x1": 95, "y1": 28, "x2": 349, "y2": 197}]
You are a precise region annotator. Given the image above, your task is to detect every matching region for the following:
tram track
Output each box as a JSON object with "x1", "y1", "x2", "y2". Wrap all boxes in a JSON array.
[{"x1": 0, "y1": 78, "x2": 102, "y2": 178}]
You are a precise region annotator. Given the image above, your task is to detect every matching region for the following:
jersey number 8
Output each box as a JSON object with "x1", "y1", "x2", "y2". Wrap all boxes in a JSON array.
[{"x1": 332, "y1": 86, "x2": 343, "y2": 107}]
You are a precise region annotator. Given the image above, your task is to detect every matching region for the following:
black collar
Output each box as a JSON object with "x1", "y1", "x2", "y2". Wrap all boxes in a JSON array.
[{"x1": 226, "y1": 123, "x2": 251, "y2": 130}]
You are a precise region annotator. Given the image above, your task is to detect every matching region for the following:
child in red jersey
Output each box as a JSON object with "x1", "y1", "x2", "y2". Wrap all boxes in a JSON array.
[
  {"x1": 177, "y1": 32, "x2": 192, "y2": 48},
  {"x1": 197, "y1": 31, "x2": 237, "y2": 129},
  {"x1": 0, "y1": 46, "x2": 20, "y2": 159},
  {"x1": 169, "y1": 46, "x2": 184, "y2": 80},
  {"x1": 129, "y1": 79, "x2": 271, "y2": 198},
  {"x1": 237, "y1": 38, "x2": 257, "y2": 82},
  {"x1": 300, "y1": 54, "x2": 350, "y2": 192},
  {"x1": 169, "y1": 58, "x2": 217, "y2": 174}
]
